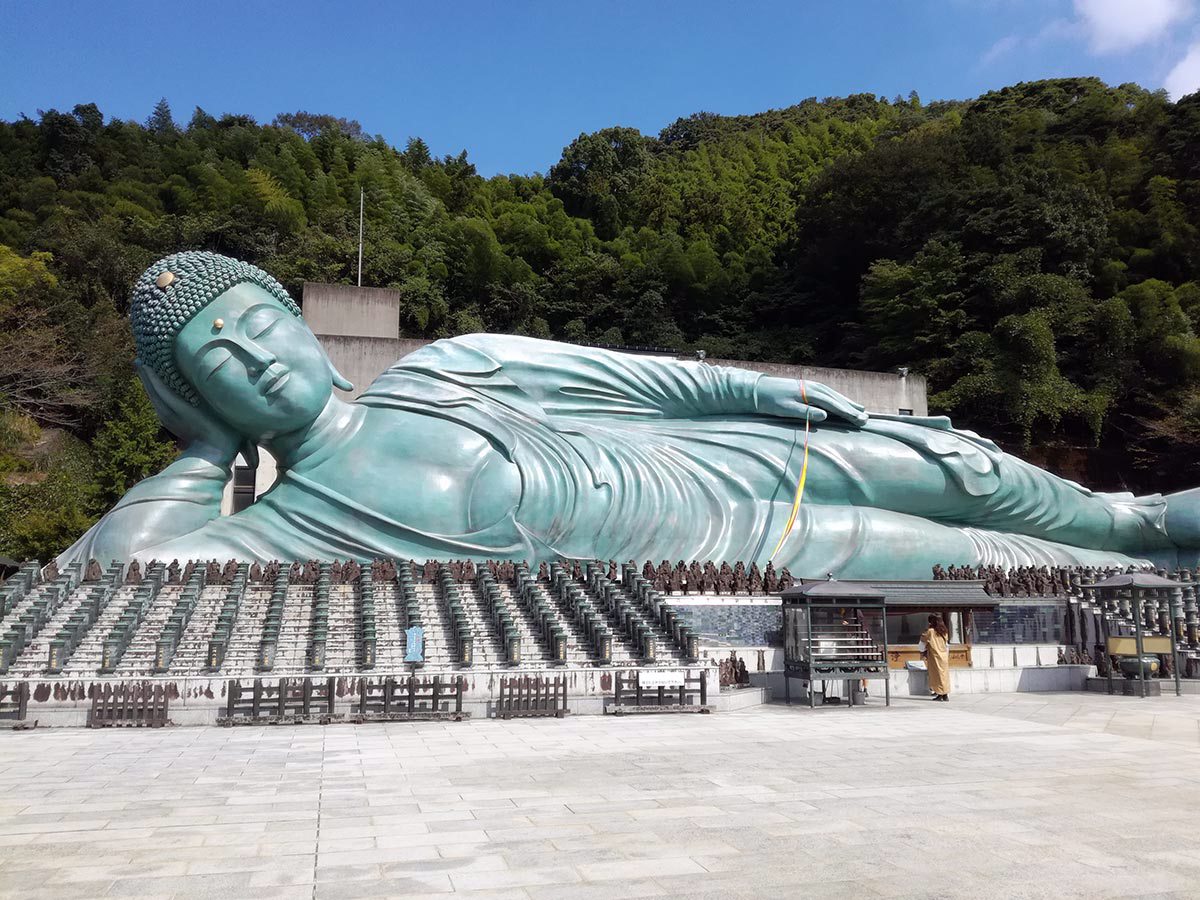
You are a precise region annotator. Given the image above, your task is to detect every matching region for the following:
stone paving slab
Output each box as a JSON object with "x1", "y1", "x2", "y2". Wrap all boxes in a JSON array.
[{"x1": 2, "y1": 693, "x2": 1200, "y2": 898}]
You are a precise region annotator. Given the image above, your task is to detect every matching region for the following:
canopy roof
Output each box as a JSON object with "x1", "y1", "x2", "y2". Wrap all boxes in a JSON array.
[
  {"x1": 1091, "y1": 572, "x2": 1181, "y2": 590},
  {"x1": 788, "y1": 578, "x2": 996, "y2": 607},
  {"x1": 784, "y1": 578, "x2": 886, "y2": 600}
]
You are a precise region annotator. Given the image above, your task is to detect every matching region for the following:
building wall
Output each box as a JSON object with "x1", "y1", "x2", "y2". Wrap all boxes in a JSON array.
[
  {"x1": 301, "y1": 283, "x2": 401, "y2": 339},
  {"x1": 318, "y1": 336, "x2": 428, "y2": 401}
]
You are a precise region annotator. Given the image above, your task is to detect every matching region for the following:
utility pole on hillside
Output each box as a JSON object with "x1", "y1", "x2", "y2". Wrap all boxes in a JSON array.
[{"x1": 357, "y1": 187, "x2": 364, "y2": 287}]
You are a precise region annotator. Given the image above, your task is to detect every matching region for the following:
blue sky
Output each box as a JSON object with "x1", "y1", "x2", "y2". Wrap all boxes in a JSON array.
[{"x1": 2, "y1": 0, "x2": 1199, "y2": 176}]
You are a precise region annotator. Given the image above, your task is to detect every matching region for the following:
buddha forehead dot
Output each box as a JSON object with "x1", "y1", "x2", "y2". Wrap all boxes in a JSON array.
[{"x1": 213, "y1": 318, "x2": 224, "y2": 331}]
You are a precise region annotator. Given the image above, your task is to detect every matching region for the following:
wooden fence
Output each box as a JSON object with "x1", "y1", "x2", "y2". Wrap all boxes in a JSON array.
[
  {"x1": 610, "y1": 669, "x2": 711, "y2": 714},
  {"x1": 220, "y1": 676, "x2": 469, "y2": 725},
  {"x1": 355, "y1": 675, "x2": 467, "y2": 721},
  {"x1": 0, "y1": 681, "x2": 30, "y2": 722},
  {"x1": 221, "y1": 677, "x2": 336, "y2": 724},
  {"x1": 87, "y1": 682, "x2": 171, "y2": 728},
  {"x1": 497, "y1": 676, "x2": 569, "y2": 719}
]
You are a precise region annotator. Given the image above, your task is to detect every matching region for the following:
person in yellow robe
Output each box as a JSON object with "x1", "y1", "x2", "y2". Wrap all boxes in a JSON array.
[{"x1": 921, "y1": 615, "x2": 951, "y2": 701}]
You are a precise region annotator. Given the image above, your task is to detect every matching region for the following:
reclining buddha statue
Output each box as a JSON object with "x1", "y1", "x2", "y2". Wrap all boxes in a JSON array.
[{"x1": 57, "y1": 251, "x2": 1200, "y2": 578}]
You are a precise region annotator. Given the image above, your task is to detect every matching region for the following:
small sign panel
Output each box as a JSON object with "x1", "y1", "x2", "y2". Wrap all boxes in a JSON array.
[
  {"x1": 405, "y1": 625, "x2": 425, "y2": 663},
  {"x1": 637, "y1": 668, "x2": 687, "y2": 688}
]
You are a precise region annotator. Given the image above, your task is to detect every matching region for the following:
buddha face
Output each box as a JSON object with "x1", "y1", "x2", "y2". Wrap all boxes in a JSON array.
[{"x1": 174, "y1": 283, "x2": 334, "y2": 438}]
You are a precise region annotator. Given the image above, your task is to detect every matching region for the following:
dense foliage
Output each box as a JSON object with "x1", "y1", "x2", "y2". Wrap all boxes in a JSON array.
[{"x1": 1, "y1": 79, "x2": 1198, "y2": 559}]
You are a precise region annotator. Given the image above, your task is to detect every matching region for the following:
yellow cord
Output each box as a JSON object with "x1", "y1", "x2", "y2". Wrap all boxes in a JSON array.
[{"x1": 769, "y1": 380, "x2": 812, "y2": 561}]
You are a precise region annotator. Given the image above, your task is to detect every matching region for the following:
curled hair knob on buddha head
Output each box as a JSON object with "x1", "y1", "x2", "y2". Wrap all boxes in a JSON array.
[{"x1": 130, "y1": 251, "x2": 303, "y2": 406}]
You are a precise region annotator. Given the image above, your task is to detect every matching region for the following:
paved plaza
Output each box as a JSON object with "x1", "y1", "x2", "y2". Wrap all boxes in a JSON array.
[{"x1": 2, "y1": 693, "x2": 1200, "y2": 899}]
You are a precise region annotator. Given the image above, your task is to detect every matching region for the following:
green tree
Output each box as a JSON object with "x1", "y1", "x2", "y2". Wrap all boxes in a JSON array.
[
  {"x1": 548, "y1": 127, "x2": 653, "y2": 239},
  {"x1": 91, "y1": 377, "x2": 177, "y2": 507}
]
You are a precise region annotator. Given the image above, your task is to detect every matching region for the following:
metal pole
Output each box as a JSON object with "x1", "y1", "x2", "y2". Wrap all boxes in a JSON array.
[
  {"x1": 782, "y1": 604, "x2": 791, "y2": 706},
  {"x1": 1101, "y1": 600, "x2": 1113, "y2": 696},
  {"x1": 1134, "y1": 590, "x2": 1146, "y2": 699},
  {"x1": 882, "y1": 604, "x2": 891, "y2": 708},
  {"x1": 357, "y1": 187, "x2": 364, "y2": 287},
  {"x1": 807, "y1": 604, "x2": 814, "y2": 709},
  {"x1": 1169, "y1": 589, "x2": 1182, "y2": 698}
]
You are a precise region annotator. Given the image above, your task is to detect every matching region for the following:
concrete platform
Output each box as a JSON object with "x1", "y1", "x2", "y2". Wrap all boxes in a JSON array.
[
  {"x1": 754, "y1": 664, "x2": 1095, "y2": 701},
  {"x1": 3, "y1": 692, "x2": 1200, "y2": 898}
]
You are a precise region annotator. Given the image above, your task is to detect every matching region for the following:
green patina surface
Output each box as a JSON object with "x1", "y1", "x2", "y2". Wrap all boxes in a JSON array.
[{"x1": 57, "y1": 252, "x2": 1200, "y2": 578}]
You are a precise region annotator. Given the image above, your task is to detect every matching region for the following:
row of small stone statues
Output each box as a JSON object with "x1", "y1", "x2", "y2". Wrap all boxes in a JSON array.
[
  {"x1": 67, "y1": 557, "x2": 503, "y2": 587},
  {"x1": 637, "y1": 560, "x2": 796, "y2": 594},
  {"x1": 66, "y1": 556, "x2": 799, "y2": 593},
  {"x1": 64, "y1": 558, "x2": 374, "y2": 587},
  {"x1": 931, "y1": 563, "x2": 1169, "y2": 598},
  {"x1": 65, "y1": 556, "x2": 1181, "y2": 600}
]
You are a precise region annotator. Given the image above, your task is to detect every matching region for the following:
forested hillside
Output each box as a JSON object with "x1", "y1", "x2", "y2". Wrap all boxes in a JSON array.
[{"x1": 1, "y1": 77, "x2": 1199, "y2": 559}]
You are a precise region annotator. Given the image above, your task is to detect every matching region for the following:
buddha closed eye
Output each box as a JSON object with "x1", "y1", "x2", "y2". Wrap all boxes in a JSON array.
[{"x1": 174, "y1": 282, "x2": 336, "y2": 438}]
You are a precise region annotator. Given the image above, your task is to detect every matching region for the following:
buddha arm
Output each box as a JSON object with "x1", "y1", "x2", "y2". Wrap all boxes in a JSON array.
[
  {"x1": 56, "y1": 452, "x2": 229, "y2": 565},
  {"x1": 440, "y1": 334, "x2": 764, "y2": 420}
]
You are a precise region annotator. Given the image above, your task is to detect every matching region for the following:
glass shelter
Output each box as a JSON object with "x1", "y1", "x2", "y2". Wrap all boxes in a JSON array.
[{"x1": 779, "y1": 578, "x2": 890, "y2": 708}]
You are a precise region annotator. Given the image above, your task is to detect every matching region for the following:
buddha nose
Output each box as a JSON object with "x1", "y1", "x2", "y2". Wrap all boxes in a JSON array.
[{"x1": 244, "y1": 340, "x2": 277, "y2": 376}]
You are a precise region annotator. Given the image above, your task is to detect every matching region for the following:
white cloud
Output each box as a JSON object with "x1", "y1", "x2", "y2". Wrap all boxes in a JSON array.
[
  {"x1": 981, "y1": 34, "x2": 1021, "y2": 66},
  {"x1": 977, "y1": 18, "x2": 1079, "y2": 69},
  {"x1": 1074, "y1": 0, "x2": 1192, "y2": 54},
  {"x1": 1165, "y1": 41, "x2": 1200, "y2": 98}
]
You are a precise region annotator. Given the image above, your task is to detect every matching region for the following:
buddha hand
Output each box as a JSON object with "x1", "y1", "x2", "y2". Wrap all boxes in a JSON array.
[
  {"x1": 137, "y1": 361, "x2": 251, "y2": 467},
  {"x1": 755, "y1": 376, "x2": 868, "y2": 427}
]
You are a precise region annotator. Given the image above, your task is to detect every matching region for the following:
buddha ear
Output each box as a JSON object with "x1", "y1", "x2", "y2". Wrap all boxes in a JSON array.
[{"x1": 328, "y1": 359, "x2": 354, "y2": 392}]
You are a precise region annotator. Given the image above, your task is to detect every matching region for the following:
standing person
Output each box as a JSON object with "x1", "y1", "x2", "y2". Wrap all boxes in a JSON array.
[{"x1": 921, "y1": 614, "x2": 951, "y2": 702}]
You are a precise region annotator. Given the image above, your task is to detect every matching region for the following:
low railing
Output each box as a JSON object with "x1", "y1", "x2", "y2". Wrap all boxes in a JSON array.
[
  {"x1": 87, "y1": 681, "x2": 171, "y2": 728},
  {"x1": 0, "y1": 681, "x2": 30, "y2": 722},
  {"x1": 497, "y1": 675, "x2": 568, "y2": 718},
  {"x1": 355, "y1": 675, "x2": 467, "y2": 721},
  {"x1": 610, "y1": 669, "x2": 710, "y2": 714},
  {"x1": 222, "y1": 676, "x2": 337, "y2": 723}
]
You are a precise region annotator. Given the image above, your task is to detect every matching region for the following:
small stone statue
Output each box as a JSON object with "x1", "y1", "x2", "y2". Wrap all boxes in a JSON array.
[
  {"x1": 749, "y1": 562, "x2": 763, "y2": 594},
  {"x1": 125, "y1": 560, "x2": 142, "y2": 585},
  {"x1": 669, "y1": 567, "x2": 684, "y2": 593},
  {"x1": 736, "y1": 658, "x2": 749, "y2": 685},
  {"x1": 733, "y1": 561, "x2": 748, "y2": 594}
]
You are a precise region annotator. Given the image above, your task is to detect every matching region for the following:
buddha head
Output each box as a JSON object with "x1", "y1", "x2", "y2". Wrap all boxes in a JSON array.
[{"x1": 131, "y1": 251, "x2": 351, "y2": 439}]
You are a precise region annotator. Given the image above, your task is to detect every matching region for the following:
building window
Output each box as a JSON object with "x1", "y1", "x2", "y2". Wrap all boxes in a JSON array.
[
  {"x1": 898, "y1": 408, "x2": 913, "y2": 416},
  {"x1": 231, "y1": 465, "x2": 256, "y2": 513}
]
